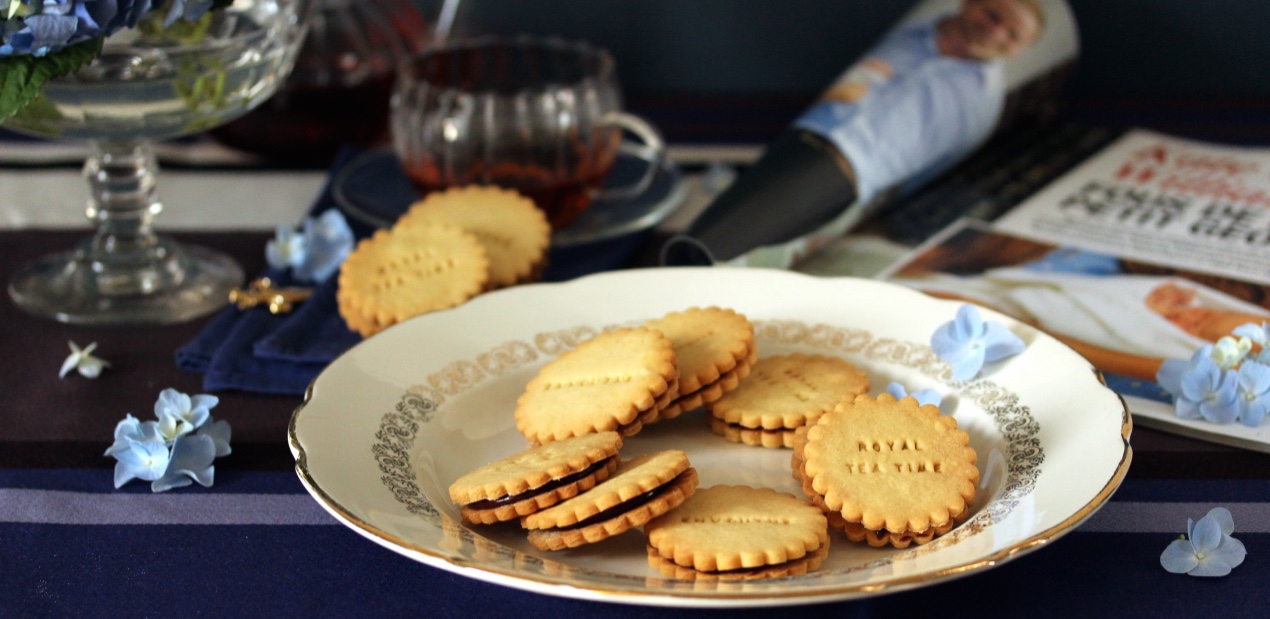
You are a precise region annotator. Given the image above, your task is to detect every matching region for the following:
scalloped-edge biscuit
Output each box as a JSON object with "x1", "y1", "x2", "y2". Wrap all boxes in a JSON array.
[
  {"x1": 803, "y1": 393, "x2": 979, "y2": 535},
  {"x1": 707, "y1": 354, "x2": 869, "y2": 430},
  {"x1": 523, "y1": 450, "x2": 692, "y2": 530},
  {"x1": 654, "y1": 349, "x2": 757, "y2": 422},
  {"x1": 646, "y1": 542, "x2": 830, "y2": 581},
  {"x1": 841, "y1": 506, "x2": 968, "y2": 548},
  {"x1": 337, "y1": 222, "x2": 490, "y2": 336},
  {"x1": 398, "y1": 186, "x2": 550, "y2": 288},
  {"x1": 523, "y1": 451, "x2": 698, "y2": 551},
  {"x1": 645, "y1": 485, "x2": 829, "y2": 574},
  {"x1": 708, "y1": 416, "x2": 796, "y2": 449},
  {"x1": 643, "y1": 307, "x2": 755, "y2": 397},
  {"x1": 448, "y1": 432, "x2": 624, "y2": 524},
  {"x1": 515, "y1": 328, "x2": 677, "y2": 444}
]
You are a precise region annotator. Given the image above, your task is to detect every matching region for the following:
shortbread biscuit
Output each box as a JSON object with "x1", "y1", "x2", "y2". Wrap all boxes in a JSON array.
[
  {"x1": 708, "y1": 415, "x2": 797, "y2": 448},
  {"x1": 515, "y1": 328, "x2": 677, "y2": 444},
  {"x1": 448, "y1": 432, "x2": 624, "y2": 524},
  {"x1": 646, "y1": 543, "x2": 830, "y2": 581},
  {"x1": 523, "y1": 450, "x2": 698, "y2": 550},
  {"x1": 643, "y1": 307, "x2": 755, "y2": 397},
  {"x1": 790, "y1": 426, "x2": 848, "y2": 528},
  {"x1": 803, "y1": 393, "x2": 979, "y2": 535},
  {"x1": 337, "y1": 222, "x2": 489, "y2": 336},
  {"x1": 656, "y1": 350, "x2": 757, "y2": 422},
  {"x1": 645, "y1": 485, "x2": 828, "y2": 575},
  {"x1": 841, "y1": 506, "x2": 967, "y2": 549},
  {"x1": 398, "y1": 186, "x2": 550, "y2": 288},
  {"x1": 707, "y1": 354, "x2": 869, "y2": 432}
]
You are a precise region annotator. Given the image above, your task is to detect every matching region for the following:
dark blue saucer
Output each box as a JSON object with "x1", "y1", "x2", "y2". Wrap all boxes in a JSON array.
[{"x1": 332, "y1": 147, "x2": 686, "y2": 280}]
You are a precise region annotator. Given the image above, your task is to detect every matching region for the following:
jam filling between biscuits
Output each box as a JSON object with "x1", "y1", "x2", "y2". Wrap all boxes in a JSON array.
[
  {"x1": 549, "y1": 470, "x2": 691, "y2": 531},
  {"x1": 464, "y1": 457, "x2": 616, "y2": 510}
]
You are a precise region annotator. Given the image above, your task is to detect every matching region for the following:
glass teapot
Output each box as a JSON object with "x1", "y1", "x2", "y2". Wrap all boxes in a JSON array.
[{"x1": 210, "y1": 0, "x2": 430, "y2": 164}]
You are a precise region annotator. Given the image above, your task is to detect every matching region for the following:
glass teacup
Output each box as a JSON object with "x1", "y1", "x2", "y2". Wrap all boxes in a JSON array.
[{"x1": 391, "y1": 35, "x2": 664, "y2": 229}]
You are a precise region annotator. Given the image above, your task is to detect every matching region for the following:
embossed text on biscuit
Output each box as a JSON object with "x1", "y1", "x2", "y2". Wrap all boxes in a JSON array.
[{"x1": 542, "y1": 373, "x2": 636, "y2": 389}]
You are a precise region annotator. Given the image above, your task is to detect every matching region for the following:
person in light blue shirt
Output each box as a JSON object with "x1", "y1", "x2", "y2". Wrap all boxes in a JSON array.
[{"x1": 797, "y1": 0, "x2": 1044, "y2": 205}]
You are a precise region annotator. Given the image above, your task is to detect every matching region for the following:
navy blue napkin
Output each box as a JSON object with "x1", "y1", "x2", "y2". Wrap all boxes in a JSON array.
[{"x1": 176, "y1": 149, "x2": 370, "y2": 395}]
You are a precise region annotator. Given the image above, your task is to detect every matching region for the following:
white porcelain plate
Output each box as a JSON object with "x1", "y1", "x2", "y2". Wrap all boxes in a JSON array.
[{"x1": 289, "y1": 268, "x2": 1131, "y2": 607}]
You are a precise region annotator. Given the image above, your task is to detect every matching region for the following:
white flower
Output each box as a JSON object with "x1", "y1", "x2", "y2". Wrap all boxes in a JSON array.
[
  {"x1": 59, "y1": 341, "x2": 110, "y2": 379},
  {"x1": 1210, "y1": 336, "x2": 1252, "y2": 370},
  {"x1": 154, "y1": 388, "x2": 217, "y2": 431},
  {"x1": 265, "y1": 225, "x2": 307, "y2": 271}
]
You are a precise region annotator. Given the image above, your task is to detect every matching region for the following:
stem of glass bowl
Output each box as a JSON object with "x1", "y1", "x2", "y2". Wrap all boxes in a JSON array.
[{"x1": 7, "y1": 140, "x2": 244, "y2": 325}]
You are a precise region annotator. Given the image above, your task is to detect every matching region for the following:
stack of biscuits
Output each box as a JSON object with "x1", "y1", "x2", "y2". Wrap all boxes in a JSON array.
[
  {"x1": 792, "y1": 393, "x2": 979, "y2": 548},
  {"x1": 448, "y1": 432, "x2": 700, "y2": 552},
  {"x1": 336, "y1": 186, "x2": 551, "y2": 337},
  {"x1": 446, "y1": 305, "x2": 984, "y2": 580},
  {"x1": 706, "y1": 354, "x2": 870, "y2": 448},
  {"x1": 514, "y1": 307, "x2": 756, "y2": 444}
]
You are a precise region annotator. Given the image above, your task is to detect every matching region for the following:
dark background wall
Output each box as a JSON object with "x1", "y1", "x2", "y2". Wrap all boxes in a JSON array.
[{"x1": 419, "y1": 0, "x2": 1270, "y2": 143}]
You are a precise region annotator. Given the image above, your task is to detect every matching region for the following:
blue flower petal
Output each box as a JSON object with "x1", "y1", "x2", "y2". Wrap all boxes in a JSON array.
[
  {"x1": 950, "y1": 347, "x2": 986, "y2": 382},
  {"x1": 1206, "y1": 507, "x2": 1236, "y2": 536},
  {"x1": 151, "y1": 474, "x2": 194, "y2": 493},
  {"x1": 1212, "y1": 535, "x2": 1248, "y2": 570},
  {"x1": 111, "y1": 439, "x2": 171, "y2": 486},
  {"x1": 1156, "y1": 358, "x2": 1189, "y2": 397},
  {"x1": 1160, "y1": 539, "x2": 1199, "y2": 574},
  {"x1": 1188, "y1": 554, "x2": 1234, "y2": 578},
  {"x1": 954, "y1": 304, "x2": 985, "y2": 340},
  {"x1": 151, "y1": 435, "x2": 217, "y2": 492},
  {"x1": 980, "y1": 322, "x2": 1025, "y2": 362},
  {"x1": 197, "y1": 419, "x2": 232, "y2": 457},
  {"x1": 911, "y1": 389, "x2": 943, "y2": 408},
  {"x1": 1178, "y1": 361, "x2": 1219, "y2": 402},
  {"x1": 295, "y1": 210, "x2": 354, "y2": 283},
  {"x1": 1190, "y1": 515, "x2": 1223, "y2": 554}
]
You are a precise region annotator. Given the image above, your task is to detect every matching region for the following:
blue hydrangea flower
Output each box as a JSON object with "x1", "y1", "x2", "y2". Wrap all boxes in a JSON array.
[
  {"x1": 1236, "y1": 361, "x2": 1270, "y2": 427},
  {"x1": 154, "y1": 387, "x2": 217, "y2": 430},
  {"x1": 295, "y1": 210, "x2": 355, "y2": 282},
  {"x1": 151, "y1": 434, "x2": 216, "y2": 492},
  {"x1": 112, "y1": 437, "x2": 171, "y2": 488},
  {"x1": 104, "y1": 413, "x2": 158, "y2": 457},
  {"x1": 107, "y1": 387, "x2": 231, "y2": 492},
  {"x1": 264, "y1": 211, "x2": 355, "y2": 283},
  {"x1": 930, "y1": 304, "x2": 1026, "y2": 381},
  {"x1": 2, "y1": 0, "x2": 216, "y2": 57},
  {"x1": 1161, "y1": 507, "x2": 1246, "y2": 577},
  {"x1": 885, "y1": 382, "x2": 942, "y2": 408},
  {"x1": 1157, "y1": 345, "x2": 1239, "y2": 424}
]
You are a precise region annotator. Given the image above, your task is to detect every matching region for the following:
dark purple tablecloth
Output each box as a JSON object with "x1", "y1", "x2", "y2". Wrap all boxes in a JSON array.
[{"x1": 3, "y1": 229, "x2": 1269, "y2": 617}]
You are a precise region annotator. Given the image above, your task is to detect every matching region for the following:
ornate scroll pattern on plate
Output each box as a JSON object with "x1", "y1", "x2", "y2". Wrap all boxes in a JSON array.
[{"x1": 372, "y1": 392, "x2": 441, "y2": 520}]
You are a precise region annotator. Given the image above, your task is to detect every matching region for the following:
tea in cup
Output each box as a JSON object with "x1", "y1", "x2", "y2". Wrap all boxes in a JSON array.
[{"x1": 390, "y1": 35, "x2": 665, "y2": 229}]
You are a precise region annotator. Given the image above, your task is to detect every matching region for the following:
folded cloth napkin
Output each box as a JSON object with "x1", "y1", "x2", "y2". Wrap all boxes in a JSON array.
[{"x1": 176, "y1": 148, "x2": 370, "y2": 395}]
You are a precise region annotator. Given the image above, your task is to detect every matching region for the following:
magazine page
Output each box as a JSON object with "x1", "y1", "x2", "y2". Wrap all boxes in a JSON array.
[
  {"x1": 993, "y1": 128, "x2": 1270, "y2": 285},
  {"x1": 879, "y1": 218, "x2": 1270, "y2": 452}
]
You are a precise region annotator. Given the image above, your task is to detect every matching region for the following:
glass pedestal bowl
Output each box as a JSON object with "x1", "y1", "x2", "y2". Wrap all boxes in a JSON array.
[{"x1": 3, "y1": 0, "x2": 309, "y2": 325}]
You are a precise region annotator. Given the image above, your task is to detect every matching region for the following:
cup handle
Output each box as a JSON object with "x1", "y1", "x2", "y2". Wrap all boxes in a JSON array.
[{"x1": 593, "y1": 111, "x2": 666, "y2": 202}]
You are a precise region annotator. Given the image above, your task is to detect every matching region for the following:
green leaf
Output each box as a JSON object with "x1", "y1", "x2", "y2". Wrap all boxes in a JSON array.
[{"x1": 0, "y1": 37, "x2": 105, "y2": 123}]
